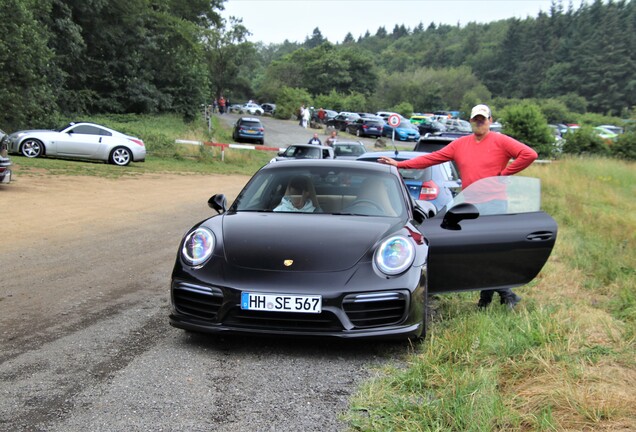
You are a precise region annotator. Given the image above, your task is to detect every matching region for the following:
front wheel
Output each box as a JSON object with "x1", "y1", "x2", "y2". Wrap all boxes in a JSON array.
[
  {"x1": 21, "y1": 139, "x2": 44, "y2": 158},
  {"x1": 109, "y1": 146, "x2": 132, "y2": 166}
]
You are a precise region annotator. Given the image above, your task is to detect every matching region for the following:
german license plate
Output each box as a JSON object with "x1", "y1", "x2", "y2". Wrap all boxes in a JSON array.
[{"x1": 241, "y1": 292, "x2": 322, "y2": 314}]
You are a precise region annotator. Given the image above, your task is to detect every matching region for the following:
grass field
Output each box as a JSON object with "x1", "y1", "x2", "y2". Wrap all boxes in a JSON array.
[{"x1": 345, "y1": 157, "x2": 636, "y2": 431}]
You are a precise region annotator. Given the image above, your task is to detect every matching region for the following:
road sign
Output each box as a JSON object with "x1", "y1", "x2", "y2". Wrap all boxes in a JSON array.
[{"x1": 388, "y1": 114, "x2": 401, "y2": 127}]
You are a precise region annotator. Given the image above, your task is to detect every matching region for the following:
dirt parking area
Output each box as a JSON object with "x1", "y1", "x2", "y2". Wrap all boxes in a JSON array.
[
  {"x1": 0, "y1": 172, "x2": 249, "y2": 349},
  {"x1": 1, "y1": 173, "x2": 248, "y2": 249}
]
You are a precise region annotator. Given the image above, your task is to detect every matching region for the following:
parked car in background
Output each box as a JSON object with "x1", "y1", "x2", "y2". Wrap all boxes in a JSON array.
[
  {"x1": 489, "y1": 121, "x2": 503, "y2": 132},
  {"x1": 345, "y1": 118, "x2": 385, "y2": 138},
  {"x1": 8, "y1": 122, "x2": 146, "y2": 166},
  {"x1": 411, "y1": 116, "x2": 446, "y2": 135},
  {"x1": 358, "y1": 113, "x2": 381, "y2": 119},
  {"x1": 376, "y1": 111, "x2": 398, "y2": 121},
  {"x1": 326, "y1": 113, "x2": 361, "y2": 131},
  {"x1": 273, "y1": 144, "x2": 334, "y2": 161},
  {"x1": 413, "y1": 136, "x2": 458, "y2": 154},
  {"x1": 547, "y1": 125, "x2": 565, "y2": 152},
  {"x1": 313, "y1": 109, "x2": 338, "y2": 124},
  {"x1": 357, "y1": 150, "x2": 461, "y2": 212},
  {"x1": 261, "y1": 103, "x2": 276, "y2": 115},
  {"x1": 0, "y1": 128, "x2": 12, "y2": 184},
  {"x1": 554, "y1": 123, "x2": 569, "y2": 136},
  {"x1": 232, "y1": 117, "x2": 265, "y2": 144},
  {"x1": 170, "y1": 159, "x2": 558, "y2": 340},
  {"x1": 435, "y1": 117, "x2": 472, "y2": 137},
  {"x1": 239, "y1": 103, "x2": 264, "y2": 116},
  {"x1": 593, "y1": 126, "x2": 618, "y2": 142},
  {"x1": 382, "y1": 117, "x2": 421, "y2": 142},
  {"x1": 598, "y1": 124, "x2": 624, "y2": 135},
  {"x1": 333, "y1": 141, "x2": 367, "y2": 160},
  {"x1": 227, "y1": 104, "x2": 243, "y2": 113},
  {"x1": 548, "y1": 124, "x2": 563, "y2": 138}
]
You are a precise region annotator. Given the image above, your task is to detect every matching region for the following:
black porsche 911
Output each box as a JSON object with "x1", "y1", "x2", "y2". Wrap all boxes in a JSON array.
[{"x1": 170, "y1": 160, "x2": 557, "y2": 340}]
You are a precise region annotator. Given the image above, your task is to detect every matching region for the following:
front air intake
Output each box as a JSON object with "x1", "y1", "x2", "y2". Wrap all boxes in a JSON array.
[{"x1": 343, "y1": 291, "x2": 408, "y2": 327}]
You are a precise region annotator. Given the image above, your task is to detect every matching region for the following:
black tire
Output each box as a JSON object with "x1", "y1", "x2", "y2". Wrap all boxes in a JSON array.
[
  {"x1": 411, "y1": 294, "x2": 429, "y2": 342},
  {"x1": 109, "y1": 146, "x2": 132, "y2": 166},
  {"x1": 356, "y1": 129, "x2": 362, "y2": 137},
  {"x1": 20, "y1": 138, "x2": 44, "y2": 158}
]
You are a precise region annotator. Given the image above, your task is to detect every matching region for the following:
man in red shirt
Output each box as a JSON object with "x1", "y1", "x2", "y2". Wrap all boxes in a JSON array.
[{"x1": 378, "y1": 104, "x2": 538, "y2": 309}]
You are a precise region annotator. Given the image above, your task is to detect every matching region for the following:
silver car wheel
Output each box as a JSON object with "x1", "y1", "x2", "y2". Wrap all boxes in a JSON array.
[
  {"x1": 110, "y1": 147, "x2": 132, "y2": 166},
  {"x1": 21, "y1": 139, "x2": 43, "y2": 158}
]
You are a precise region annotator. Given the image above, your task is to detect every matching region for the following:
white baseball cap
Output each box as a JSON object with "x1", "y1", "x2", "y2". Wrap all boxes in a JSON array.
[{"x1": 470, "y1": 104, "x2": 491, "y2": 119}]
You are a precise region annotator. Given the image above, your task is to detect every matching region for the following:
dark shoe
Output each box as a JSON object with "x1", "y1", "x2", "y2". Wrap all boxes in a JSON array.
[{"x1": 500, "y1": 292, "x2": 522, "y2": 309}]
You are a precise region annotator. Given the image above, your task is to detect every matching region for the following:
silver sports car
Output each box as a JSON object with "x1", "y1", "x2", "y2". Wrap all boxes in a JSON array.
[{"x1": 8, "y1": 122, "x2": 146, "y2": 166}]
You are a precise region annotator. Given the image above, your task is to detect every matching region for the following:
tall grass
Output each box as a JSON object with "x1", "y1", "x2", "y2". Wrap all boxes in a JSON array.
[{"x1": 346, "y1": 156, "x2": 636, "y2": 431}]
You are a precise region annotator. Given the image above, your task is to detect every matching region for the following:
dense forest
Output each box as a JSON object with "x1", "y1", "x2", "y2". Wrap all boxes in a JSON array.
[{"x1": 1, "y1": 0, "x2": 634, "y2": 132}]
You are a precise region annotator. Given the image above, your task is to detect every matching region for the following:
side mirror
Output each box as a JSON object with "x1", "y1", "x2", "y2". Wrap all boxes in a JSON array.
[
  {"x1": 441, "y1": 203, "x2": 479, "y2": 230},
  {"x1": 208, "y1": 194, "x2": 227, "y2": 214}
]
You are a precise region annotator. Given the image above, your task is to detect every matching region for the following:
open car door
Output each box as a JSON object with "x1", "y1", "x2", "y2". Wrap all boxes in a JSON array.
[{"x1": 418, "y1": 176, "x2": 558, "y2": 294}]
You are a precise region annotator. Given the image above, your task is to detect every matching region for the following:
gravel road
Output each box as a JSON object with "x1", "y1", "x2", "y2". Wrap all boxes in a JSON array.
[{"x1": 0, "y1": 116, "x2": 407, "y2": 431}]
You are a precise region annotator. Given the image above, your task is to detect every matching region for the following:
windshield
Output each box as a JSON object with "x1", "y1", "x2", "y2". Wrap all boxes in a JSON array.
[
  {"x1": 334, "y1": 144, "x2": 366, "y2": 157},
  {"x1": 440, "y1": 118, "x2": 472, "y2": 133},
  {"x1": 399, "y1": 167, "x2": 432, "y2": 181},
  {"x1": 233, "y1": 166, "x2": 406, "y2": 217},
  {"x1": 446, "y1": 176, "x2": 541, "y2": 216},
  {"x1": 240, "y1": 120, "x2": 261, "y2": 128},
  {"x1": 283, "y1": 146, "x2": 322, "y2": 159}
]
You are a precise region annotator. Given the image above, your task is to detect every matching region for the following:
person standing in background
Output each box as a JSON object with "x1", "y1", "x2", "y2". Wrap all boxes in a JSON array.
[{"x1": 308, "y1": 133, "x2": 321, "y2": 145}]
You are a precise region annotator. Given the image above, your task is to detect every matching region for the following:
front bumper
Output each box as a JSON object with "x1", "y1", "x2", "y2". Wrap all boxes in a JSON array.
[
  {"x1": 170, "y1": 270, "x2": 427, "y2": 340},
  {"x1": 0, "y1": 158, "x2": 11, "y2": 183}
]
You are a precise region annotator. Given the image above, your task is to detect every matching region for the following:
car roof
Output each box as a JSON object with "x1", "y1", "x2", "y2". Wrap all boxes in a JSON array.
[
  {"x1": 414, "y1": 136, "x2": 456, "y2": 149},
  {"x1": 262, "y1": 158, "x2": 396, "y2": 173},
  {"x1": 239, "y1": 117, "x2": 262, "y2": 122},
  {"x1": 334, "y1": 141, "x2": 365, "y2": 146},
  {"x1": 63, "y1": 122, "x2": 121, "y2": 134},
  {"x1": 287, "y1": 143, "x2": 332, "y2": 149},
  {"x1": 357, "y1": 151, "x2": 425, "y2": 161}
]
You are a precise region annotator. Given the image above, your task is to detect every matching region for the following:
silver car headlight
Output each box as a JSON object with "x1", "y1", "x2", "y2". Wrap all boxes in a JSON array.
[
  {"x1": 182, "y1": 227, "x2": 215, "y2": 266},
  {"x1": 374, "y1": 235, "x2": 415, "y2": 276}
]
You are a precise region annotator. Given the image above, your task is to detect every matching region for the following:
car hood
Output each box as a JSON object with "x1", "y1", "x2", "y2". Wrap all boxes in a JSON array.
[
  {"x1": 219, "y1": 212, "x2": 401, "y2": 272},
  {"x1": 10, "y1": 129, "x2": 54, "y2": 137}
]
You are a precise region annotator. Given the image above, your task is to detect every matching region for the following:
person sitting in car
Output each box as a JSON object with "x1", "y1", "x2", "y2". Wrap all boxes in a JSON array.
[{"x1": 273, "y1": 176, "x2": 320, "y2": 213}]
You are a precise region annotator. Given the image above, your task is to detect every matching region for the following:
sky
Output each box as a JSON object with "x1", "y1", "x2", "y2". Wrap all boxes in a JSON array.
[{"x1": 221, "y1": 0, "x2": 587, "y2": 45}]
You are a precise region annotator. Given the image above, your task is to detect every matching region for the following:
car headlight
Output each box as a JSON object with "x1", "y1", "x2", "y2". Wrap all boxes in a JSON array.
[
  {"x1": 374, "y1": 235, "x2": 415, "y2": 276},
  {"x1": 182, "y1": 227, "x2": 215, "y2": 266}
]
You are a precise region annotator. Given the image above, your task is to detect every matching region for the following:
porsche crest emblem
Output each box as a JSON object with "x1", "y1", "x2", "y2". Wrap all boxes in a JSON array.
[{"x1": 283, "y1": 259, "x2": 294, "y2": 267}]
